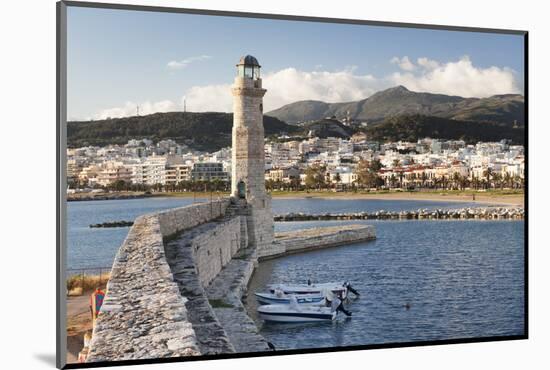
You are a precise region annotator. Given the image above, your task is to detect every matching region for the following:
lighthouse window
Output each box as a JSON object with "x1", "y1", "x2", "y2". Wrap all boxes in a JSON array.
[
  {"x1": 259, "y1": 103, "x2": 263, "y2": 113},
  {"x1": 237, "y1": 65, "x2": 245, "y2": 77}
]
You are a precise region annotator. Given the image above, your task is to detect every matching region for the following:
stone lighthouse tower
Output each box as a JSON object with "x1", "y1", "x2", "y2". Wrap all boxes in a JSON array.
[{"x1": 231, "y1": 55, "x2": 274, "y2": 257}]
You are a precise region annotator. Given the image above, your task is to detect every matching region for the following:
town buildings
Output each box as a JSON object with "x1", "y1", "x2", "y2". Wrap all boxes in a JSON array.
[{"x1": 67, "y1": 135, "x2": 524, "y2": 191}]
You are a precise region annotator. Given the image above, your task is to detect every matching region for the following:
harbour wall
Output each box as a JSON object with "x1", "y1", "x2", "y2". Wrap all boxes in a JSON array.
[
  {"x1": 86, "y1": 200, "x2": 231, "y2": 362},
  {"x1": 269, "y1": 224, "x2": 376, "y2": 260},
  {"x1": 84, "y1": 199, "x2": 377, "y2": 362}
]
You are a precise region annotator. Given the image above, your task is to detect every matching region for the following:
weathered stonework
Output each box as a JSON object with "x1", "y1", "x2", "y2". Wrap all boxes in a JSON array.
[
  {"x1": 205, "y1": 248, "x2": 270, "y2": 353},
  {"x1": 86, "y1": 200, "x2": 230, "y2": 362},
  {"x1": 231, "y1": 59, "x2": 276, "y2": 258},
  {"x1": 268, "y1": 224, "x2": 377, "y2": 260},
  {"x1": 165, "y1": 225, "x2": 237, "y2": 355},
  {"x1": 84, "y1": 56, "x2": 379, "y2": 363},
  {"x1": 86, "y1": 214, "x2": 200, "y2": 362}
]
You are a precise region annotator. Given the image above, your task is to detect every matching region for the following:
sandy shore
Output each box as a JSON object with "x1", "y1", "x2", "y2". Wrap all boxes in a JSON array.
[
  {"x1": 272, "y1": 191, "x2": 524, "y2": 207},
  {"x1": 70, "y1": 190, "x2": 524, "y2": 207}
]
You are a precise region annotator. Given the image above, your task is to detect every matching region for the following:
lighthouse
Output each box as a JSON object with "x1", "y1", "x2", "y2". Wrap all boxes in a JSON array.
[{"x1": 231, "y1": 55, "x2": 274, "y2": 256}]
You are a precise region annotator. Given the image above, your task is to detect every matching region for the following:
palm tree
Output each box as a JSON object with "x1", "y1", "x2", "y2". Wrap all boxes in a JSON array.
[
  {"x1": 492, "y1": 173, "x2": 502, "y2": 190},
  {"x1": 452, "y1": 172, "x2": 461, "y2": 190},
  {"x1": 503, "y1": 172, "x2": 512, "y2": 189},
  {"x1": 471, "y1": 175, "x2": 479, "y2": 190},
  {"x1": 483, "y1": 168, "x2": 493, "y2": 189},
  {"x1": 334, "y1": 172, "x2": 342, "y2": 189}
]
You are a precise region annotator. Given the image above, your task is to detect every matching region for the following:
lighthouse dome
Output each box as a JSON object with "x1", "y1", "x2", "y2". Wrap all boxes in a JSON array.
[{"x1": 237, "y1": 55, "x2": 260, "y2": 67}]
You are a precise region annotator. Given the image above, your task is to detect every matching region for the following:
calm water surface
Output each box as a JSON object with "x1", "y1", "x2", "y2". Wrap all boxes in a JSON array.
[
  {"x1": 247, "y1": 219, "x2": 524, "y2": 348},
  {"x1": 67, "y1": 197, "x2": 479, "y2": 270},
  {"x1": 67, "y1": 197, "x2": 524, "y2": 347}
]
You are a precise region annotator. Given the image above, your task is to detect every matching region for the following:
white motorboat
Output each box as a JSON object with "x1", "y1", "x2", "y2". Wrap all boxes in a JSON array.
[
  {"x1": 255, "y1": 291, "x2": 325, "y2": 305},
  {"x1": 257, "y1": 303, "x2": 336, "y2": 322},
  {"x1": 257, "y1": 295, "x2": 352, "y2": 323},
  {"x1": 267, "y1": 281, "x2": 359, "y2": 300}
]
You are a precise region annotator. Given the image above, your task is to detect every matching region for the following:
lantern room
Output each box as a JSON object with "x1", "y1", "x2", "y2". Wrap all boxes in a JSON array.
[{"x1": 236, "y1": 55, "x2": 261, "y2": 80}]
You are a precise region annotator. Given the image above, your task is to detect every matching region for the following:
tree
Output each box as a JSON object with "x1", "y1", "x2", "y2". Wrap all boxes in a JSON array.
[
  {"x1": 472, "y1": 175, "x2": 480, "y2": 190},
  {"x1": 503, "y1": 172, "x2": 512, "y2": 189},
  {"x1": 452, "y1": 172, "x2": 461, "y2": 190},
  {"x1": 483, "y1": 168, "x2": 493, "y2": 189},
  {"x1": 369, "y1": 159, "x2": 383, "y2": 172},
  {"x1": 356, "y1": 159, "x2": 384, "y2": 189},
  {"x1": 305, "y1": 165, "x2": 326, "y2": 190},
  {"x1": 334, "y1": 172, "x2": 342, "y2": 186},
  {"x1": 492, "y1": 173, "x2": 503, "y2": 190},
  {"x1": 289, "y1": 177, "x2": 302, "y2": 191},
  {"x1": 355, "y1": 159, "x2": 371, "y2": 188},
  {"x1": 389, "y1": 174, "x2": 397, "y2": 188}
]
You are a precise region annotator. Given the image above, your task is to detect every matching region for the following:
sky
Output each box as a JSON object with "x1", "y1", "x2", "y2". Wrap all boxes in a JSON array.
[{"x1": 67, "y1": 6, "x2": 525, "y2": 120}]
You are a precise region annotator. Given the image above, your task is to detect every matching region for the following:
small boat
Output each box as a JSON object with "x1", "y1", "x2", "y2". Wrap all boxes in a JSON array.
[
  {"x1": 267, "y1": 281, "x2": 359, "y2": 300},
  {"x1": 257, "y1": 295, "x2": 352, "y2": 323},
  {"x1": 257, "y1": 303, "x2": 336, "y2": 322},
  {"x1": 255, "y1": 291, "x2": 325, "y2": 305}
]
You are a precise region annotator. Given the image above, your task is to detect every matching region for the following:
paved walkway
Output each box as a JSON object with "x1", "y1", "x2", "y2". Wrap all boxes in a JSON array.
[
  {"x1": 165, "y1": 233, "x2": 235, "y2": 355},
  {"x1": 205, "y1": 249, "x2": 270, "y2": 353}
]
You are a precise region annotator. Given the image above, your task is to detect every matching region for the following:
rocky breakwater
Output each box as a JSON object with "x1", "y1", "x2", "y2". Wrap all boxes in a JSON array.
[
  {"x1": 85, "y1": 200, "x2": 230, "y2": 363},
  {"x1": 274, "y1": 207, "x2": 524, "y2": 222}
]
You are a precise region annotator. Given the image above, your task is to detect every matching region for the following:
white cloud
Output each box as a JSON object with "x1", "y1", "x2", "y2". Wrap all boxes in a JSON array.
[
  {"x1": 416, "y1": 57, "x2": 440, "y2": 70},
  {"x1": 89, "y1": 56, "x2": 521, "y2": 119},
  {"x1": 185, "y1": 83, "x2": 233, "y2": 112},
  {"x1": 95, "y1": 100, "x2": 178, "y2": 119},
  {"x1": 185, "y1": 67, "x2": 382, "y2": 112},
  {"x1": 390, "y1": 56, "x2": 521, "y2": 98},
  {"x1": 391, "y1": 56, "x2": 416, "y2": 71},
  {"x1": 167, "y1": 55, "x2": 211, "y2": 70}
]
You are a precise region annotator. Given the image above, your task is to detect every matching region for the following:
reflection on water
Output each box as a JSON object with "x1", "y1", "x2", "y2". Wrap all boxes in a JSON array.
[
  {"x1": 67, "y1": 197, "x2": 478, "y2": 270},
  {"x1": 67, "y1": 197, "x2": 524, "y2": 348},
  {"x1": 246, "y1": 220, "x2": 524, "y2": 349}
]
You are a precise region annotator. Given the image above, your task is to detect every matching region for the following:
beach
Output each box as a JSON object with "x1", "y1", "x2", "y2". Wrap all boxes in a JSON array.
[
  {"x1": 68, "y1": 190, "x2": 524, "y2": 207},
  {"x1": 271, "y1": 191, "x2": 525, "y2": 207}
]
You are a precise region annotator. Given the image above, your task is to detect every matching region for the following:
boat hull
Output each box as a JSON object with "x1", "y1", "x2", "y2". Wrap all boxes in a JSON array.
[
  {"x1": 258, "y1": 311, "x2": 336, "y2": 322},
  {"x1": 255, "y1": 292, "x2": 325, "y2": 305},
  {"x1": 257, "y1": 304, "x2": 336, "y2": 323}
]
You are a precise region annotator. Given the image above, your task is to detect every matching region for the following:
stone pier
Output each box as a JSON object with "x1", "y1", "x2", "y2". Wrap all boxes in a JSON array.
[
  {"x1": 84, "y1": 201, "x2": 376, "y2": 362},
  {"x1": 272, "y1": 224, "x2": 376, "y2": 259},
  {"x1": 82, "y1": 54, "x2": 377, "y2": 363}
]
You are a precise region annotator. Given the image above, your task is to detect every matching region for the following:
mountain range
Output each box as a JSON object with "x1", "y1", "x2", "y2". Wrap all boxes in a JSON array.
[
  {"x1": 67, "y1": 86, "x2": 525, "y2": 151},
  {"x1": 67, "y1": 112, "x2": 300, "y2": 151},
  {"x1": 266, "y1": 86, "x2": 524, "y2": 126}
]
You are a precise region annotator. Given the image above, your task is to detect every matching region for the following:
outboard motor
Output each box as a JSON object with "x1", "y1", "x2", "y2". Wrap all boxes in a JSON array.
[
  {"x1": 345, "y1": 281, "x2": 360, "y2": 297},
  {"x1": 331, "y1": 297, "x2": 352, "y2": 317}
]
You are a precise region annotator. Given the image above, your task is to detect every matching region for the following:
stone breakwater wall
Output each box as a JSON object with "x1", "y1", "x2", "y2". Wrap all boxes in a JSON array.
[
  {"x1": 85, "y1": 199, "x2": 378, "y2": 362},
  {"x1": 191, "y1": 217, "x2": 246, "y2": 287},
  {"x1": 265, "y1": 224, "x2": 376, "y2": 260},
  {"x1": 156, "y1": 200, "x2": 230, "y2": 237},
  {"x1": 86, "y1": 200, "x2": 230, "y2": 363},
  {"x1": 274, "y1": 207, "x2": 525, "y2": 222}
]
